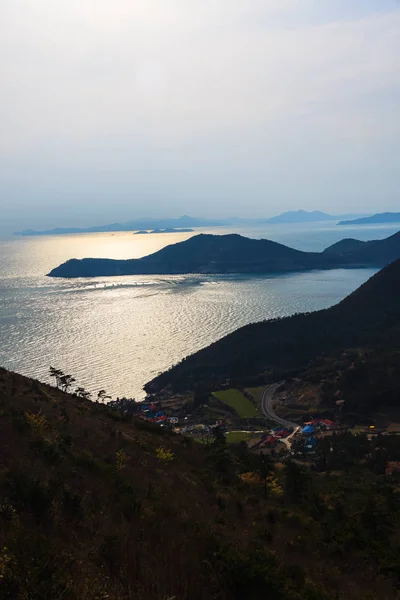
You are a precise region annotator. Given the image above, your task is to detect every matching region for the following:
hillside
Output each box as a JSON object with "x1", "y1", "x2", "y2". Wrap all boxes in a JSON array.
[
  {"x1": 338, "y1": 212, "x2": 400, "y2": 226},
  {"x1": 48, "y1": 231, "x2": 400, "y2": 278},
  {"x1": 146, "y1": 259, "x2": 400, "y2": 394},
  {"x1": 322, "y1": 238, "x2": 366, "y2": 254},
  {"x1": 0, "y1": 367, "x2": 399, "y2": 599},
  {"x1": 322, "y1": 233, "x2": 400, "y2": 264}
]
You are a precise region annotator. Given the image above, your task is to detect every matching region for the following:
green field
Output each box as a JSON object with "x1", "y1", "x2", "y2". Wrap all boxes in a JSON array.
[
  {"x1": 213, "y1": 389, "x2": 258, "y2": 418},
  {"x1": 226, "y1": 431, "x2": 257, "y2": 444},
  {"x1": 245, "y1": 386, "x2": 265, "y2": 406}
]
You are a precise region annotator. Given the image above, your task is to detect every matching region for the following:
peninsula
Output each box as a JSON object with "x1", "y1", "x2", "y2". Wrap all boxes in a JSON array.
[
  {"x1": 47, "y1": 231, "x2": 400, "y2": 278},
  {"x1": 338, "y1": 212, "x2": 400, "y2": 226}
]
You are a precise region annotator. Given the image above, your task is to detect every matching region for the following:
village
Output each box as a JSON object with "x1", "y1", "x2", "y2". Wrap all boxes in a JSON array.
[{"x1": 110, "y1": 380, "x2": 394, "y2": 462}]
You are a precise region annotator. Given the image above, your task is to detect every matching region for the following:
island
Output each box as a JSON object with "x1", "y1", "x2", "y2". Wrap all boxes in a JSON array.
[
  {"x1": 47, "y1": 231, "x2": 400, "y2": 278},
  {"x1": 265, "y1": 209, "x2": 366, "y2": 224},
  {"x1": 338, "y1": 212, "x2": 400, "y2": 226},
  {"x1": 14, "y1": 215, "x2": 223, "y2": 236},
  {"x1": 15, "y1": 210, "x2": 372, "y2": 236},
  {"x1": 134, "y1": 228, "x2": 194, "y2": 235}
]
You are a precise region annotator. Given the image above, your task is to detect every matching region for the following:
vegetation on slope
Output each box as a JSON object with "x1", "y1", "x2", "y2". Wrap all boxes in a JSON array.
[
  {"x1": 297, "y1": 347, "x2": 400, "y2": 421},
  {"x1": 1, "y1": 367, "x2": 400, "y2": 599}
]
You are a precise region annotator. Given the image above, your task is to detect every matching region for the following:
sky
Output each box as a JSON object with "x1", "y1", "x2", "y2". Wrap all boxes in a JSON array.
[{"x1": 1, "y1": 0, "x2": 399, "y2": 233}]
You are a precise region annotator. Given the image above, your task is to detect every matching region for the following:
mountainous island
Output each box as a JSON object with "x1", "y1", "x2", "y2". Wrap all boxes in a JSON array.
[
  {"x1": 47, "y1": 231, "x2": 400, "y2": 278},
  {"x1": 146, "y1": 257, "x2": 400, "y2": 395},
  {"x1": 265, "y1": 209, "x2": 365, "y2": 224},
  {"x1": 338, "y1": 212, "x2": 400, "y2": 226}
]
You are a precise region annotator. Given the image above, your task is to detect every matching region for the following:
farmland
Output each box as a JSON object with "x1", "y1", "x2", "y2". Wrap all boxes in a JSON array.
[{"x1": 212, "y1": 389, "x2": 258, "y2": 418}]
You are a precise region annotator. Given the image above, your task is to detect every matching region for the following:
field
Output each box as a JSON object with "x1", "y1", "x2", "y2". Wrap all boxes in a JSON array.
[
  {"x1": 212, "y1": 389, "x2": 258, "y2": 418},
  {"x1": 245, "y1": 386, "x2": 265, "y2": 406},
  {"x1": 225, "y1": 431, "x2": 258, "y2": 444}
]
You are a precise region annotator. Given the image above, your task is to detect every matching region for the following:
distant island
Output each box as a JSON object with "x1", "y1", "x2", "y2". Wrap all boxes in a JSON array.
[
  {"x1": 15, "y1": 215, "x2": 223, "y2": 236},
  {"x1": 15, "y1": 210, "x2": 371, "y2": 236},
  {"x1": 47, "y1": 231, "x2": 400, "y2": 278},
  {"x1": 338, "y1": 212, "x2": 400, "y2": 226},
  {"x1": 265, "y1": 209, "x2": 366, "y2": 224},
  {"x1": 134, "y1": 228, "x2": 194, "y2": 235}
]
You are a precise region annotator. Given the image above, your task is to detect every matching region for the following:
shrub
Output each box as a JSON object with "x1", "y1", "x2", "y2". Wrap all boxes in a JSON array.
[
  {"x1": 6, "y1": 472, "x2": 52, "y2": 523},
  {"x1": 25, "y1": 411, "x2": 47, "y2": 433},
  {"x1": 156, "y1": 447, "x2": 174, "y2": 464},
  {"x1": 0, "y1": 546, "x2": 15, "y2": 586},
  {"x1": 115, "y1": 449, "x2": 129, "y2": 470},
  {"x1": 29, "y1": 438, "x2": 63, "y2": 465},
  {"x1": 240, "y1": 471, "x2": 263, "y2": 486}
]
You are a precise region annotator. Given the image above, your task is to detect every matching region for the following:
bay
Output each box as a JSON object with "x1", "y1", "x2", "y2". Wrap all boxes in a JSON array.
[{"x1": 1, "y1": 221, "x2": 398, "y2": 398}]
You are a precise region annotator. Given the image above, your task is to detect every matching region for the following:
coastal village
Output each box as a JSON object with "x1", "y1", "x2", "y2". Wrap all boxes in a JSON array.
[{"x1": 113, "y1": 379, "x2": 399, "y2": 464}]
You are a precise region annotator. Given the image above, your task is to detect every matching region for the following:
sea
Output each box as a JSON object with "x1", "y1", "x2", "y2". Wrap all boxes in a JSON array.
[{"x1": 1, "y1": 221, "x2": 398, "y2": 399}]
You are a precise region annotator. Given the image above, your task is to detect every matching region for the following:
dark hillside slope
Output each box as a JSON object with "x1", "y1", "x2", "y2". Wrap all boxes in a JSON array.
[
  {"x1": 146, "y1": 259, "x2": 400, "y2": 393},
  {"x1": 323, "y1": 232, "x2": 400, "y2": 264},
  {"x1": 0, "y1": 368, "x2": 399, "y2": 599},
  {"x1": 322, "y1": 238, "x2": 366, "y2": 254},
  {"x1": 48, "y1": 231, "x2": 400, "y2": 278}
]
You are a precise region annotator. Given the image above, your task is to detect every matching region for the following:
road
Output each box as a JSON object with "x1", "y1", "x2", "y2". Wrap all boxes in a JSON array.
[{"x1": 261, "y1": 382, "x2": 300, "y2": 447}]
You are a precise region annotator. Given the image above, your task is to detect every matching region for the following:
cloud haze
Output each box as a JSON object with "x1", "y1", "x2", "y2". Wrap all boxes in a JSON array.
[{"x1": 1, "y1": 0, "x2": 399, "y2": 231}]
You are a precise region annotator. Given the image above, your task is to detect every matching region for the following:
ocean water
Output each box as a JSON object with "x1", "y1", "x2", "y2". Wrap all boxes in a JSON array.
[{"x1": 1, "y1": 221, "x2": 398, "y2": 399}]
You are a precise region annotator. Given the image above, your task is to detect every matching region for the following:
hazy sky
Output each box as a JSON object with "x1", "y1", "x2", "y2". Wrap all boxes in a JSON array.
[{"x1": 1, "y1": 0, "x2": 399, "y2": 232}]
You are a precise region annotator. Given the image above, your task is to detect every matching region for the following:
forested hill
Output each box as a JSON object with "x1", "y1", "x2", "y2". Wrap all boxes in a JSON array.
[
  {"x1": 145, "y1": 259, "x2": 400, "y2": 393},
  {"x1": 48, "y1": 231, "x2": 400, "y2": 278}
]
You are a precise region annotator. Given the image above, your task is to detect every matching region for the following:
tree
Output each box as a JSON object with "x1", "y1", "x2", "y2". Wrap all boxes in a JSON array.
[
  {"x1": 97, "y1": 390, "x2": 111, "y2": 403},
  {"x1": 284, "y1": 460, "x2": 309, "y2": 504},
  {"x1": 254, "y1": 453, "x2": 272, "y2": 498},
  {"x1": 59, "y1": 374, "x2": 76, "y2": 393},
  {"x1": 370, "y1": 446, "x2": 388, "y2": 475},
  {"x1": 208, "y1": 427, "x2": 232, "y2": 483},
  {"x1": 49, "y1": 367, "x2": 64, "y2": 389},
  {"x1": 75, "y1": 387, "x2": 92, "y2": 401},
  {"x1": 212, "y1": 426, "x2": 226, "y2": 448}
]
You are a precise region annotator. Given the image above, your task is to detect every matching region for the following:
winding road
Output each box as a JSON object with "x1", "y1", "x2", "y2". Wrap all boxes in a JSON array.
[{"x1": 261, "y1": 382, "x2": 300, "y2": 446}]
